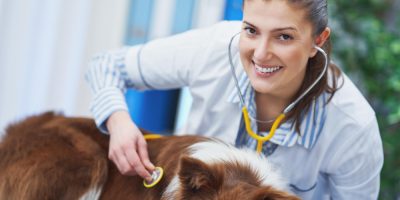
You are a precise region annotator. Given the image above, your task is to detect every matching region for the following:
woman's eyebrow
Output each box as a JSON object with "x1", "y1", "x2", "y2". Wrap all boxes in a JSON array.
[
  {"x1": 271, "y1": 27, "x2": 298, "y2": 32},
  {"x1": 243, "y1": 21, "x2": 256, "y2": 28},
  {"x1": 243, "y1": 21, "x2": 298, "y2": 32}
]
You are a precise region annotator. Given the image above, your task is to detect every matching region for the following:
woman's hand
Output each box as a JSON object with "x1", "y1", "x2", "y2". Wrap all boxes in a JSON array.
[{"x1": 106, "y1": 110, "x2": 155, "y2": 182}]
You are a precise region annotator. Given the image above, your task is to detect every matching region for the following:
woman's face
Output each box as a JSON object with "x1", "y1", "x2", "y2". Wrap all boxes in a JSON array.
[{"x1": 239, "y1": 0, "x2": 318, "y2": 100}]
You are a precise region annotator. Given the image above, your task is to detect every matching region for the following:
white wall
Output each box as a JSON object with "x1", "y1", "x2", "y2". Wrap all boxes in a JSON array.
[
  {"x1": 75, "y1": 0, "x2": 130, "y2": 117},
  {"x1": 0, "y1": 0, "x2": 129, "y2": 133}
]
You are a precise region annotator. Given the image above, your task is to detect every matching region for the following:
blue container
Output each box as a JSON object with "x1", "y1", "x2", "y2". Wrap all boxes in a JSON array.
[
  {"x1": 124, "y1": 0, "x2": 195, "y2": 134},
  {"x1": 125, "y1": 90, "x2": 180, "y2": 133}
]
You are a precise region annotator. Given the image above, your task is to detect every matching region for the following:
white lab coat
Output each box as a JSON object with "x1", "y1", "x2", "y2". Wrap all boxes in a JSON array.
[{"x1": 87, "y1": 21, "x2": 384, "y2": 199}]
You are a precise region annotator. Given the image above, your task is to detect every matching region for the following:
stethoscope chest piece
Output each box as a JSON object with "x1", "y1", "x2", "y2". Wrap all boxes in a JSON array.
[{"x1": 143, "y1": 166, "x2": 164, "y2": 188}]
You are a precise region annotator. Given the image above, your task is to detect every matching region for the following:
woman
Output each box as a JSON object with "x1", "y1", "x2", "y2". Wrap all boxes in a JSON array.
[{"x1": 85, "y1": 0, "x2": 383, "y2": 199}]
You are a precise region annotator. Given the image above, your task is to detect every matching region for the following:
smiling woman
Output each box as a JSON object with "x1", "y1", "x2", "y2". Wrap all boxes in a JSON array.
[
  {"x1": 85, "y1": 0, "x2": 383, "y2": 199},
  {"x1": 239, "y1": 0, "x2": 339, "y2": 133}
]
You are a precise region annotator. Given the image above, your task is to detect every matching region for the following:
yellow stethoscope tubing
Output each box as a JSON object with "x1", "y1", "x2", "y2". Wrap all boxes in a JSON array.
[
  {"x1": 242, "y1": 107, "x2": 285, "y2": 153},
  {"x1": 143, "y1": 134, "x2": 163, "y2": 140}
]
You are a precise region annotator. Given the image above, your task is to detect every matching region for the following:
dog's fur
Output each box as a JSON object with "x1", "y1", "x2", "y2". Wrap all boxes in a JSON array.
[{"x1": 0, "y1": 112, "x2": 299, "y2": 200}]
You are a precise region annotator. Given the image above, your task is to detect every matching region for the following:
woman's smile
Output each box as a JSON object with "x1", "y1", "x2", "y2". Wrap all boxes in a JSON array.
[{"x1": 252, "y1": 61, "x2": 283, "y2": 78}]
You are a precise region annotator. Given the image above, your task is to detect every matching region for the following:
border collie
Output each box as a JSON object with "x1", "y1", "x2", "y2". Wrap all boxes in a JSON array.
[{"x1": 0, "y1": 112, "x2": 299, "y2": 200}]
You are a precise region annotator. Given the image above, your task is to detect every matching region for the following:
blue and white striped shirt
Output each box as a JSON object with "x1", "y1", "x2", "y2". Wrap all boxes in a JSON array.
[
  {"x1": 85, "y1": 48, "x2": 132, "y2": 132},
  {"x1": 230, "y1": 71, "x2": 328, "y2": 152}
]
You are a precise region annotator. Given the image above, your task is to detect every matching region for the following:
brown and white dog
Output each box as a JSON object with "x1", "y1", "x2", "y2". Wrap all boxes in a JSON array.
[{"x1": 0, "y1": 112, "x2": 299, "y2": 200}]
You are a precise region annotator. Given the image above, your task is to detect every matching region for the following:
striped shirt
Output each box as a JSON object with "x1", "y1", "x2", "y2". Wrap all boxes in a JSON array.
[
  {"x1": 85, "y1": 48, "x2": 131, "y2": 132},
  {"x1": 230, "y1": 71, "x2": 328, "y2": 152}
]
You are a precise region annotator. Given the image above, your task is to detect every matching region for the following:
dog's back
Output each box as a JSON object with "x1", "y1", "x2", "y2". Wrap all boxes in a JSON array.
[
  {"x1": 0, "y1": 112, "x2": 109, "y2": 200},
  {"x1": 0, "y1": 112, "x2": 299, "y2": 200}
]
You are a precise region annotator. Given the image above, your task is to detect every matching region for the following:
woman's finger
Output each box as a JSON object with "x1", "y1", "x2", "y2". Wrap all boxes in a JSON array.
[
  {"x1": 114, "y1": 148, "x2": 138, "y2": 176},
  {"x1": 137, "y1": 136, "x2": 155, "y2": 172},
  {"x1": 123, "y1": 143, "x2": 152, "y2": 181}
]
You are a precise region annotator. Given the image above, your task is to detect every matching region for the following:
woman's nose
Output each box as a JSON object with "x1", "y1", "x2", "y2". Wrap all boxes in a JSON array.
[{"x1": 253, "y1": 39, "x2": 273, "y2": 61}]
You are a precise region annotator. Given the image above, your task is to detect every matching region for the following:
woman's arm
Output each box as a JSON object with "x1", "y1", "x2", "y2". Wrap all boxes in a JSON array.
[{"x1": 84, "y1": 21, "x2": 239, "y2": 179}]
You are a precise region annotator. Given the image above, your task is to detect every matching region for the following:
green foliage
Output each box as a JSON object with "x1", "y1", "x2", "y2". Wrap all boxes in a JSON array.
[{"x1": 329, "y1": 0, "x2": 400, "y2": 199}]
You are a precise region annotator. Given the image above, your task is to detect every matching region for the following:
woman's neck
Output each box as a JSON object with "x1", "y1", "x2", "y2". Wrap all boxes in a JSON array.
[{"x1": 255, "y1": 92, "x2": 291, "y2": 131}]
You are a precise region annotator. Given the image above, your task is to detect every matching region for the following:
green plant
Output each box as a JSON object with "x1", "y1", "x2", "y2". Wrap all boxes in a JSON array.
[{"x1": 329, "y1": 0, "x2": 400, "y2": 199}]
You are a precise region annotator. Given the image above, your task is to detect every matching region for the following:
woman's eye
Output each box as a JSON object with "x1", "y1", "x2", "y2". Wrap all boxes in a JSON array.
[
  {"x1": 244, "y1": 27, "x2": 257, "y2": 35},
  {"x1": 279, "y1": 34, "x2": 293, "y2": 41}
]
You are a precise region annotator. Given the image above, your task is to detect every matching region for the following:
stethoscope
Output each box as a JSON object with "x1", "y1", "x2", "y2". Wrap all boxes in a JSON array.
[{"x1": 228, "y1": 32, "x2": 328, "y2": 153}]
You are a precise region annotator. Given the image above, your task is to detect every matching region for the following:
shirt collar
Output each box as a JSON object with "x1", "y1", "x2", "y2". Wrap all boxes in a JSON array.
[{"x1": 228, "y1": 73, "x2": 328, "y2": 149}]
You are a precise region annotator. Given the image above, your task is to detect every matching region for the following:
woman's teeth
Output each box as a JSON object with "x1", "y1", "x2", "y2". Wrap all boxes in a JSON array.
[{"x1": 255, "y1": 65, "x2": 282, "y2": 73}]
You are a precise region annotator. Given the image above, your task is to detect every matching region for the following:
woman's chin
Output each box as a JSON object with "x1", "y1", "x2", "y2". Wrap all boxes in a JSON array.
[{"x1": 249, "y1": 80, "x2": 274, "y2": 94}]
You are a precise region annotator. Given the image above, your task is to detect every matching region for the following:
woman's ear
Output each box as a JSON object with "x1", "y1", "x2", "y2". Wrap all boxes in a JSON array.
[
  {"x1": 315, "y1": 27, "x2": 331, "y2": 47},
  {"x1": 310, "y1": 27, "x2": 331, "y2": 57}
]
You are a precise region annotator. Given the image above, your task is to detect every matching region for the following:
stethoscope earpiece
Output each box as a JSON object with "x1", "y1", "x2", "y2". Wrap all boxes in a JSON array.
[{"x1": 314, "y1": 45, "x2": 328, "y2": 57}]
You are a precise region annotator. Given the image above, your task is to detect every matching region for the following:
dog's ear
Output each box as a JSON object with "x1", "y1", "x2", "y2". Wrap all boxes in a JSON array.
[{"x1": 178, "y1": 156, "x2": 221, "y2": 193}]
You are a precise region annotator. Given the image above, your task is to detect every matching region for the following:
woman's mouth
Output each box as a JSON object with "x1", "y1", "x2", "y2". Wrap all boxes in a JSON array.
[{"x1": 253, "y1": 62, "x2": 283, "y2": 77}]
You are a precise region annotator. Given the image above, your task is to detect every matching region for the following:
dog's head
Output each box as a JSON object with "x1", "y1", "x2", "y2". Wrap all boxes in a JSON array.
[
  {"x1": 161, "y1": 140, "x2": 299, "y2": 200},
  {"x1": 173, "y1": 156, "x2": 299, "y2": 200}
]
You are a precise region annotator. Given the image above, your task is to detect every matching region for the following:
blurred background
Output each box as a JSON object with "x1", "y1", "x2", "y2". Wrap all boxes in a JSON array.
[{"x1": 0, "y1": 0, "x2": 398, "y2": 199}]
